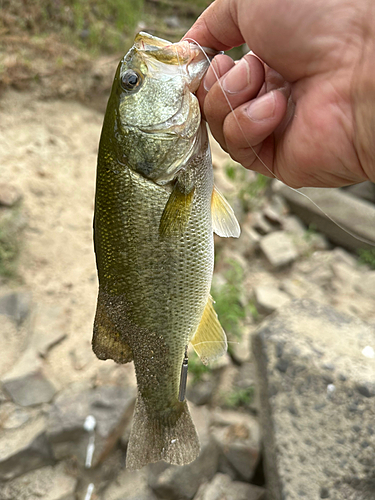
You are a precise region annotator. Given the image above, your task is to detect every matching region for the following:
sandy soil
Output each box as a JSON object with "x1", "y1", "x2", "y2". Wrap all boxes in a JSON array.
[{"x1": 0, "y1": 89, "x2": 138, "y2": 389}]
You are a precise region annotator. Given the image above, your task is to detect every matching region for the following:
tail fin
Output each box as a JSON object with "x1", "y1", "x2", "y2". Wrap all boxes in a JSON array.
[{"x1": 126, "y1": 393, "x2": 200, "y2": 470}]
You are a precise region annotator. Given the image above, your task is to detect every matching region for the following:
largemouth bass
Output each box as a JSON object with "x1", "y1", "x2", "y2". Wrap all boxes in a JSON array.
[{"x1": 92, "y1": 32, "x2": 240, "y2": 470}]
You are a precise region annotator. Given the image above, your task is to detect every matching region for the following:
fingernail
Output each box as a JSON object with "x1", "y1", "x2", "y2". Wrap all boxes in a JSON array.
[
  {"x1": 247, "y1": 91, "x2": 276, "y2": 121},
  {"x1": 222, "y1": 58, "x2": 250, "y2": 94},
  {"x1": 203, "y1": 59, "x2": 218, "y2": 92}
]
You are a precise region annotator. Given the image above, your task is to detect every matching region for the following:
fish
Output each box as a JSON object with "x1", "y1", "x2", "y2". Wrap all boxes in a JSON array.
[{"x1": 92, "y1": 31, "x2": 240, "y2": 470}]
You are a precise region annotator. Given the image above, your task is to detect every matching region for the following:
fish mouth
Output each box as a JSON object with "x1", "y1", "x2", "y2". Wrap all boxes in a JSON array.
[{"x1": 134, "y1": 32, "x2": 220, "y2": 92}]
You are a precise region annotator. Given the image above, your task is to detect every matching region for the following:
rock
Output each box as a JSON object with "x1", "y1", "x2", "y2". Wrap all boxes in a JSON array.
[
  {"x1": 259, "y1": 231, "x2": 298, "y2": 268},
  {"x1": 0, "y1": 413, "x2": 54, "y2": 481},
  {"x1": 331, "y1": 247, "x2": 358, "y2": 267},
  {"x1": 0, "y1": 315, "x2": 29, "y2": 379},
  {"x1": 343, "y1": 181, "x2": 375, "y2": 203},
  {"x1": 1, "y1": 349, "x2": 57, "y2": 406},
  {"x1": 235, "y1": 226, "x2": 261, "y2": 258},
  {"x1": 254, "y1": 285, "x2": 290, "y2": 314},
  {"x1": 262, "y1": 204, "x2": 283, "y2": 225},
  {"x1": 47, "y1": 385, "x2": 135, "y2": 465},
  {"x1": 250, "y1": 211, "x2": 273, "y2": 235},
  {"x1": 186, "y1": 374, "x2": 216, "y2": 406},
  {"x1": 273, "y1": 180, "x2": 375, "y2": 251},
  {"x1": 0, "y1": 290, "x2": 32, "y2": 324},
  {"x1": 354, "y1": 270, "x2": 375, "y2": 300},
  {"x1": 0, "y1": 183, "x2": 22, "y2": 207},
  {"x1": 210, "y1": 410, "x2": 261, "y2": 481},
  {"x1": 280, "y1": 276, "x2": 325, "y2": 303},
  {"x1": 194, "y1": 473, "x2": 266, "y2": 500},
  {"x1": 0, "y1": 402, "x2": 38, "y2": 430},
  {"x1": 282, "y1": 215, "x2": 306, "y2": 236},
  {"x1": 102, "y1": 468, "x2": 157, "y2": 500},
  {"x1": 147, "y1": 404, "x2": 219, "y2": 500},
  {"x1": 252, "y1": 299, "x2": 375, "y2": 500},
  {"x1": 0, "y1": 462, "x2": 77, "y2": 500},
  {"x1": 230, "y1": 325, "x2": 255, "y2": 364},
  {"x1": 30, "y1": 303, "x2": 68, "y2": 357}
]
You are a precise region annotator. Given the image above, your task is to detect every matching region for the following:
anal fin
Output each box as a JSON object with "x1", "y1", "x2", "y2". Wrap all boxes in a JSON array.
[
  {"x1": 92, "y1": 292, "x2": 133, "y2": 364},
  {"x1": 190, "y1": 296, "x2": 227, "y2": 365}
]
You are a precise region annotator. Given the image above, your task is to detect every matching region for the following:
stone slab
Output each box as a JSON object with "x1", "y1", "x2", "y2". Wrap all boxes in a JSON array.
[
  {"x1": 0, "y1": 462, "x2": 77, "y2": 500},
  {"x1": 252, "y1": 299, "x2": 375, "y2": 500},
  {"x1": 273, "y1": 181, "x2": 375, "y2": 251},
  {"x1": 0, "y1": 414, "x2": 54, "y2": 481},
  {"x1": 1, "y1": 349, "x2": 57, "y2": 406}
]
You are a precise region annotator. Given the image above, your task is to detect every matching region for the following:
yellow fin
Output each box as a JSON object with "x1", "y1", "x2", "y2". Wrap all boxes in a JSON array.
[
  {"x1": 159, "y1": 183, "x2": 195, "y2": 238},
  {"x1": 211, "y1": 186, "x2": 241, "y2": 238},
  {"x1": 191, "y1": 296, "x2": 227, "y2": 365},
  {"x1": 92, "y1": 292, "x2": 133, "y2": 364}
]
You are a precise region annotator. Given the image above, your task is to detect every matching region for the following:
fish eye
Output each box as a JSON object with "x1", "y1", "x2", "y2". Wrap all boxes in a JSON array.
[{"x1": 121, "y1": 70, "x2": 143, "y2": 92}]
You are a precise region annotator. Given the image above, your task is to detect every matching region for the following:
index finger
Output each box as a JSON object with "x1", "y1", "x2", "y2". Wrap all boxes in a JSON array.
[{"x1": 182, "y1": 0, "x2": 245, "y2": 51}]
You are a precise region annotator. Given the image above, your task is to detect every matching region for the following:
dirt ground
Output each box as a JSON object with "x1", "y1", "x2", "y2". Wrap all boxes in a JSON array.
[{"x1": 0, "y1": 88, "x2": 140, "y2": 388}]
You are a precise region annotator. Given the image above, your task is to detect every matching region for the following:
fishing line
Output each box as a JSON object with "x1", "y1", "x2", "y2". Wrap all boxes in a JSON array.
[{"x1": 185, "y1": 37, "x2": 375, "y2": 248}]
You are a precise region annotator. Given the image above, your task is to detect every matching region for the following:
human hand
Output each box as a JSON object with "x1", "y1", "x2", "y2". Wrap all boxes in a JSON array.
[{"x1": 184, "y1": 0, "x2": 375, "y2": 187}]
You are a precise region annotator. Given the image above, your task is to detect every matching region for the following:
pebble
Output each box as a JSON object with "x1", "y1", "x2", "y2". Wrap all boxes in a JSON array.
[
  {"x1": 1, "y1": 349, "x2": 57, "y2": 406},
  {"x1": 0, "y1": 183, "x2": 22, "y2": 207},
  {"x1": 259, "y1": 231, "x2": 298, "y2": 268},
  {"x1": 254, "y1": 285, "x2": 290, "y2": 314}
]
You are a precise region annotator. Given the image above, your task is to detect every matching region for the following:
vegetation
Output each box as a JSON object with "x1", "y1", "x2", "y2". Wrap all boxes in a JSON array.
[
  {"x1": 212, "y1": 258, "x2": 258, "y2": 358},
  {"x1": 0, "y1": 0, "x2": 144, "y2": 54},
  {"x1": 0, "y1": 208, "x2": 22, "y2": 280},
  {"x1": 224, "y1": 386, "x2": 254, "y2": 409},
  {"x1": 358, "y1": 248, "x2": 375, "y2": 270},
  {"x1": 188, "y1": 349, "x2": 211, "y2": 384},
  {"x1": 225, "y1": 163, "x2": 270, "y2": 211}
]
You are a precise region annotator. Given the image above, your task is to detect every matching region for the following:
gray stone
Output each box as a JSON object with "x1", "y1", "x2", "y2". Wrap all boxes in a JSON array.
[
  {"x1": 273, "y1": 180, "x2": 375, "y2": 251},
  {"x1": 254, "y1": 285, "x2": 290, "y2": 314},
  {"x1": 331, "y1": 247, "x2": 358, "y2": 267},
  {"x1": 0, "y1": 413, "x2": 54, "y2": 481},
  {"x1": 47, "y1": 385, "x2": 135, "y2": 465},
  {"x1": 0, "y1": 461, "x2": 77, "y2": 500},
  {"x1": 263, "y1": 204, "x2": 283, "y2": 225},
  {"x1": 0, "y1": 290, "x2": 31, "y2": 324},
  {"x1": 0, "y1": 402, "x2": 38, "y2": 429},
  {"x1": 343, "y1": 181, "x2": 375, "y2": 203},
  {"x1": 282, "y1": 215, "x2": 306, "y2": 236},
  {"x1": 30, "y1": 303, "x2": 68, "y2": 356},
  {"x1": 103, "y1": 468, "x2": 157, "y2": 500},
  {"x1": 0, "y1": 315, "x2": 28, "y2": 379},
  {"x1": 1, "y1": 349, "x2": 57, "y2": 406},
  {"x1": 194, "y1": 473, "x2": 266, "y2": 500},
  {"x1": 251, "y1": 211, "x2": 273, "y2": 235},
  {"x1": 259, "y1": 231, "x2": 298, "y2": 268},
  {"x1": 210, "y1": 410, "x2": 261, "y2": 481},
  {"x1": 0, "y1": 183, "x2": 22, "y2": 207},
  {"x1": 252, "y1": 299, "x2": 375, "y2": 500},
  {"x1": 147, "y1": 404, "x2": 219, "y2": 500},
  {"x1": 235, "y1": 226, "x2": 261, "y2": 258}
]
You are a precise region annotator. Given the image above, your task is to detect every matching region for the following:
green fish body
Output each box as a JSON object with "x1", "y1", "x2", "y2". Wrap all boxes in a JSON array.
[{"x1": 93, "y1": 32, "x2": 240, "y2": 469}]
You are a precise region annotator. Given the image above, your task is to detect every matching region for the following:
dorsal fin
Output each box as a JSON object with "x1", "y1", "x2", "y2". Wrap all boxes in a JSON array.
[
  {"x1": 190, "y1": 295, "x2": 227, "y2": 365},
  {"x1": 211, "y1": 186, "x2": 241, "y2": 238}
]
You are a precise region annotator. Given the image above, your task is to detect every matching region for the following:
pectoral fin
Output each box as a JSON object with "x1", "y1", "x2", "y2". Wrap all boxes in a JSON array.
[
  {"x1": 191, "y1": 296, "x2": 227, "y2": 365},
  {"x1": 159, "y1": 182, "x2": 195, "y2": 238},
  {"x1": 211, "y1": 186, "x2": 240, "y2": 238},
  {"x1": 92, "y1": 292, "x2": 133, "y2": 364}
]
